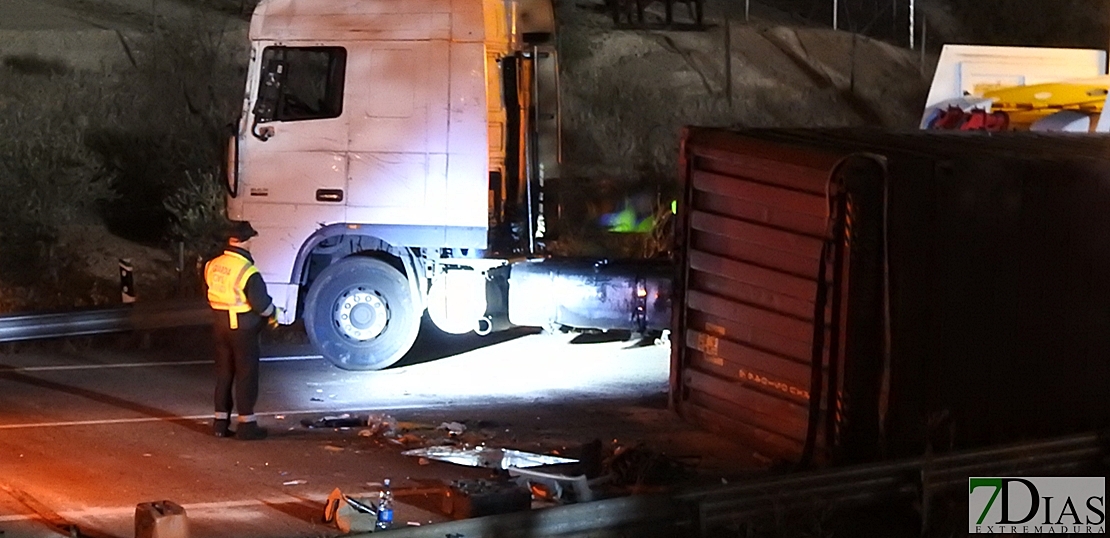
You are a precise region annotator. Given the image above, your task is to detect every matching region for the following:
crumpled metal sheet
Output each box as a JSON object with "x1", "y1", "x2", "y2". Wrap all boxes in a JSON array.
[{"x1": 401, "y1": 445, "x2": 577, "y2": 469}]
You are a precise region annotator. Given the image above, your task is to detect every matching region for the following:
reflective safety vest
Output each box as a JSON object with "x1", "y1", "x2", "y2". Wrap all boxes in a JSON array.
[{"x1": 205, "y1": 251, "x2": 259, "y2": 329}]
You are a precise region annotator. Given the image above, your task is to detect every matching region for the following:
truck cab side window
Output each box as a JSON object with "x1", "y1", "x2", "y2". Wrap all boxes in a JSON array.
[{"x1": 255, "y1": 46, "x2": 346, "y2": 123}]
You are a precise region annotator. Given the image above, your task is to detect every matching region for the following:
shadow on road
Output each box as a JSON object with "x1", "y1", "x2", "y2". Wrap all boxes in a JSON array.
[
  {"x1": 261, "y1": 498, "x2": 327, "y2": 527},
  {"x1": 0, "y1": 482, "x2": 122, "y2": 538},
  {"x1": 0, "y1": 367, "x2": 210, "y2": 436},
  {"x1": 390, "y1": 316, "x2": 540, "y2": 369}
]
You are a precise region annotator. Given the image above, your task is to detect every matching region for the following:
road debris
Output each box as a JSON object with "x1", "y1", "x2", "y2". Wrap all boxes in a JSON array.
[
  {"x1": 283, "y1": 479, "x2": 307, "y2": 486},
  {"x1": 324, "y1": 488, "x2": 377, "y2": 533},
  {"x1": 438, "y1": 421, "x2": 466, "y2": 436},
  {"x1": 401, "y1": 445, "x2": 577, "y2": 469},
  {"x1": 508, "y1": 467, "x2": 595, "y2": 502},
  {"x1": 606, "y1": 442, "x2": 688, "y2": 486},
  {"x1": 393, "y1": 433, "x2": 425, "y2": 447},
  {"x1": 445, "y1": 479, "x2": 531, "y2": 518},
  {"x1": 298, "y1": 414, "x2": 505, "y2": 453},
  {"x1": 301, "y1": 413, "x2": 399, "y2": 438},
  {"x1": 364, "y1": 414, "x2": 398, "y2": 436},
  {"x1": 292, "y1": 413, "x2": 696, "y2": 496},
  {"x1": 301, "y1": 414, "x2": 364, "y2": 428}
]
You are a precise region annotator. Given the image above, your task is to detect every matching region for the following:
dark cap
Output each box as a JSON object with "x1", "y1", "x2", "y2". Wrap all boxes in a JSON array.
[{"x1": 226, "y1": 220, "x2": 258, "y2": 242}]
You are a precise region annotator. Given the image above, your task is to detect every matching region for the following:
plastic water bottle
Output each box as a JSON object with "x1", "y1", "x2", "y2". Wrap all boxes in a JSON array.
[{"x1": 375, "y1": 478, "x2": 393, "y2": 530}]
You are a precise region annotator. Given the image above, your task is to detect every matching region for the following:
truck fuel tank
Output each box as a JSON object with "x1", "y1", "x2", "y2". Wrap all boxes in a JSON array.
[{"x1": 506, "y1": 258, "x2": 673, "y2": 333}]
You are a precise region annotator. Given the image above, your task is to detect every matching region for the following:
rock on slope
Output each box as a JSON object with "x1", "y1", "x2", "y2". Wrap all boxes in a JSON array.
[{"x1": 557, "y1": 0, "x2": 931, "y2": 184}]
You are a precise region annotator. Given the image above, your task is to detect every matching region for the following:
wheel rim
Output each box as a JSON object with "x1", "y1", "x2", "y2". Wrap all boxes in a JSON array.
[{"x1": 333, "y1": 287, "x2": 388, "y2": 341}]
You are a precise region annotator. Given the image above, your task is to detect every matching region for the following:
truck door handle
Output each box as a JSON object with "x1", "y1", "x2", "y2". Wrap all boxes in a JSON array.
[{"x1": 316, "y1": 189, "x2": 344, "y2": 202}]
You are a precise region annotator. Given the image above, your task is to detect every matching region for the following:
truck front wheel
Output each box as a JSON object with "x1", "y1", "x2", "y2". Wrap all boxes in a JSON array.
[{"x1": 304, "y1": 257, "x2": 420, "y2": 371}]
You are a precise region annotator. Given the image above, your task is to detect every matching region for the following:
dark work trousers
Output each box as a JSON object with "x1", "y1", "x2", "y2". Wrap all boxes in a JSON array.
[{"x1": 212, "y1": 310, "x2": 263, "y2": 417}]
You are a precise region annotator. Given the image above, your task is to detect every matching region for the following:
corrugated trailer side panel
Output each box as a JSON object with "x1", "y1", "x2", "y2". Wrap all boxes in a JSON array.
[
  {"x1": 672, "y1": 129, "x2": 850, "y2": 463},
  {"x1": 673, "y1": 128, "x2": 1110, "y2": 465},
  {"x1": 753, "y1": 130, "x2": 1110, "y2": 458}
]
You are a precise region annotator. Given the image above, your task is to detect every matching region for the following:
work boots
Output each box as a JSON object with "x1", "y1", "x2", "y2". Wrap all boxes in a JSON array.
[
  {"x1": 213, "y1": 419, "x2": 231, "y2": 438},
  {"x1": 235, "y1": 421, "x2": 268, "y2": 440}
]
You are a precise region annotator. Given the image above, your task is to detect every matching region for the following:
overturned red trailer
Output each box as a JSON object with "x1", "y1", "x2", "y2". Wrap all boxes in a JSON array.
[{"x1": 671, "y1": 127, "x2": 1110, "y2": 466}]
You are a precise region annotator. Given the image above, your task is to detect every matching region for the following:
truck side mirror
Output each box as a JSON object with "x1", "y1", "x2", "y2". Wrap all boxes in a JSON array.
[
  {"x1": 251, "y1": 59, "x2": 285, "y2": 141},
  {"x1": 225, "y1": 131, "x2": 239, "y2": 197}
]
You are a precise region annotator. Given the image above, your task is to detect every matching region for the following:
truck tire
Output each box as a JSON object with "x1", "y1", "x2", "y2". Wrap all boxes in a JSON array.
[{"x1": 304, "y1": 257, "x2": 420, "y2": 371}]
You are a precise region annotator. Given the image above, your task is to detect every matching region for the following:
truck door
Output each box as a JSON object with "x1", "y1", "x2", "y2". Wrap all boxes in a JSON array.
[
  {"x1": 235, "y1": 44, "x2": 350, "y2": 234},
  {"x1": 343, "y1": 42, "x2": 452, "y2": 232}
]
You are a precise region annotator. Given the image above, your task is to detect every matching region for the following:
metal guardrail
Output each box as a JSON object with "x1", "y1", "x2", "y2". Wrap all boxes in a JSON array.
[
  {"x1": 0, "y1": 300, "x2": 211, "y2": 343},
  {"x1": 349, "y1": 433, "x2": 1106, "y2": 538},
  {"x1": 683, "y1": 433, "x2": 1107, "y2": 534}
]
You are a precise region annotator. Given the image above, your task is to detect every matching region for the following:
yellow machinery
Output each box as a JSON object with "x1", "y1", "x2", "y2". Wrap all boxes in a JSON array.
[
  {"x1": 978, "y1": 77, "x2": 1110, "y2": 130},
  {"x1": 920, "y1": 45, "x2": 1110, "y2": 132}
]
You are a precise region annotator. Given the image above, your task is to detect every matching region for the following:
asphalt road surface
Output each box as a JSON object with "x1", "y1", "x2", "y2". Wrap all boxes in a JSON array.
[{"x1": 0, "y1": 323, "x2": 752, "y2": 538}]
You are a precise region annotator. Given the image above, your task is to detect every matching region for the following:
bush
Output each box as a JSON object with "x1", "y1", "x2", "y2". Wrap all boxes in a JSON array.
[
  {"x1": 0, "y1": 13, "x2": 248, "y2": 309},
  {"x1": 0, "y1": 69, "x2": 118, "y2": 286},
  {"x1": 91, "y1": 18, "x2": 245, "y2": 245},
  {"x1": 164, "y1": 168, "x2": 231, "y2": 260}
]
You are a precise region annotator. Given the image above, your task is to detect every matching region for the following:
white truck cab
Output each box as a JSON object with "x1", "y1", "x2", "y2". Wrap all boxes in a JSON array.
[{"x1": 227, "y1": 0, "x2": 561, "y2": 370}]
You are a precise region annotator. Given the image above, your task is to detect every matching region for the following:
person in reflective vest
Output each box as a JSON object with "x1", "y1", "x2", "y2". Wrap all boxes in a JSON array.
[{"x1": 204, "y1": 220, "x2": 275, "y2": 440}]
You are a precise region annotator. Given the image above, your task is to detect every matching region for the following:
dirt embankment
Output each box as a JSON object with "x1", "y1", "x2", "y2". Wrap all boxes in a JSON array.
[
  {"x1": 557, "y1": 0, "x2": 931, "y2": 186},
  {"x1": 0, "y1": 1, "x2": 245, "y2": 310}
]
